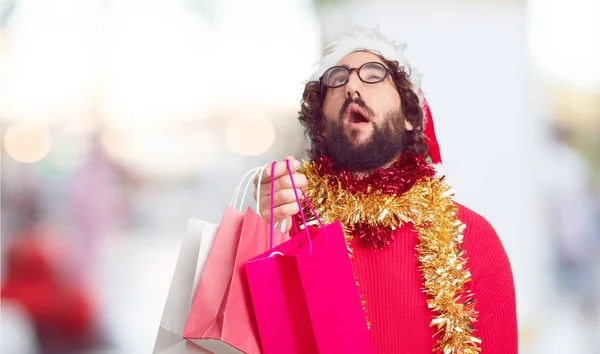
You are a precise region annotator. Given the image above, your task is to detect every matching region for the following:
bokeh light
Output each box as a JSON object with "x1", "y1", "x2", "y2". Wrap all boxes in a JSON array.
[
  {"x1": 3, "y1": 121, "x2": 53, "y2": 163},
  {"x1": 32, "y1": 133, "x2": 89, "y2": 180}
]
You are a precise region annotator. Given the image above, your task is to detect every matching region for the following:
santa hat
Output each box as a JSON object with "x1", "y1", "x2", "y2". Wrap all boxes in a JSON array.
[{"x1": 310, "y1": 27, "x2": 442, "y2": 165}]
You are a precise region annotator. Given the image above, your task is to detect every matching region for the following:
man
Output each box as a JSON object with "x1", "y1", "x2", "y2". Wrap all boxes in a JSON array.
[{"x1": 254, "y1": 28, "x2": 517, "y2": 354}]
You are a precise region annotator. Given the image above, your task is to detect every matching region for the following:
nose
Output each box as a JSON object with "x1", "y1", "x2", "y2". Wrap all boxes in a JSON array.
[{"x1": 345, "y1": 69, "x2": 362, "y2": 100}]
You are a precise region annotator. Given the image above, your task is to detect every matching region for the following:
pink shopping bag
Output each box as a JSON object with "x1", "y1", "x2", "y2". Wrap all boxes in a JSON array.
[
  {"x1": 183, "y1": 205, "x2": 287, "y2": 353},
  {"x1": 245, "y1": 160, "x2": 373, "y2": 354}
]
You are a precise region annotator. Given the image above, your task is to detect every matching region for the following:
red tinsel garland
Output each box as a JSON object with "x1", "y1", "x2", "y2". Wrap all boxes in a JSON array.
[
  {"x1": 307, "y1": 153, "x2": 436, "y2": 250},
  {"x1": 314, "y1": 153, "x2": 435, "y2": 196}
]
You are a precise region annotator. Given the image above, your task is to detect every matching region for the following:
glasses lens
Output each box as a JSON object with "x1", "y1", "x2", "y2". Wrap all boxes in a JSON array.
[
  {"x1": 360, "y1": 62, "x2": 388, "y2": 83},
  {"x1": 323, "y1": 67, "x2": 349, "y2": 87}
]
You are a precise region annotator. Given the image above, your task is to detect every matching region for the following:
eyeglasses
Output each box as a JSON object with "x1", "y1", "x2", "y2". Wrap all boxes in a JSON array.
[{"x1": 320, "y1": 62, "x2": 391, "y2": 88}]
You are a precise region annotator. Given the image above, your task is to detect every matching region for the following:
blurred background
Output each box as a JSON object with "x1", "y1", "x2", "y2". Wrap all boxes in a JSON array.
[{"x1": 1, "y1": 0, "x2": 599, "y2": 353}]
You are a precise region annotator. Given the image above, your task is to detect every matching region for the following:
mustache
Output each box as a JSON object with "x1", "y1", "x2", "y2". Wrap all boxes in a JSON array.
[{"x1": 338, "y1": 98, "x2": 375, "y2": 121}]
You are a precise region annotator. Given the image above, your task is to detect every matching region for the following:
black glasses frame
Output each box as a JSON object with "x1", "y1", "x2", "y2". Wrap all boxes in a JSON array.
[{"x1": 319, "y1": 62, "x2": 392, "y2": 88}]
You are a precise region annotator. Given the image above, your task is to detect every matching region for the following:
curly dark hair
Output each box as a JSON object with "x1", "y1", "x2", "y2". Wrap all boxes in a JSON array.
[{"x1": 298, "y1": 56, "x2": 428, "y2": 160}]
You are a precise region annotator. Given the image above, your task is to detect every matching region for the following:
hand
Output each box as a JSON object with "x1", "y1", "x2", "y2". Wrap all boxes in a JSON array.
[{"x1": 254, "y1": 156, "x2": 308, "y2": 233}]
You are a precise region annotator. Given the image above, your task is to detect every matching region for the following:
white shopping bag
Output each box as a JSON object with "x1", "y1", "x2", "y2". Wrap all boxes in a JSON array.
[
  {"x1": 153, "y1": 219, "x2": 218, "y2": 354},
  {"x1": 153, "y1": 165, "x2": 284, "y2": 354}
]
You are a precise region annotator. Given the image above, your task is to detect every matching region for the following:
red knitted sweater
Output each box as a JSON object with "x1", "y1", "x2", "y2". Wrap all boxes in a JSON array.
[{"x1": 292, "y1": 203, "x2": 517, "y2": 353}]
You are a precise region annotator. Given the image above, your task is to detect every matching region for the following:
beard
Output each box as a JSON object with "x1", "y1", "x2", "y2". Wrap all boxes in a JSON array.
[{"x1": 324, "y1": 99, "x2": 407, "y2": 173}]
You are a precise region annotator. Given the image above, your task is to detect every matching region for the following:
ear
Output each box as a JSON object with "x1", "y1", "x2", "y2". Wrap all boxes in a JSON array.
[{"x1": 404, "y1": 120, "x2": 414, "y2": 131}]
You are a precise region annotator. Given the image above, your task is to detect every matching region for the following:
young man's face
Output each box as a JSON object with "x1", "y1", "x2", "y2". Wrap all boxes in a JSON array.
[{"x1": 321, "y1": 51, "x2": 414, "y2": 171}]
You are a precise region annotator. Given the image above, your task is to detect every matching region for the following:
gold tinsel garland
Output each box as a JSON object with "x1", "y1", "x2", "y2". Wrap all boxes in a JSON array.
[{"x1": 300, "y1": 162, "x2": 482, "y2": 354}]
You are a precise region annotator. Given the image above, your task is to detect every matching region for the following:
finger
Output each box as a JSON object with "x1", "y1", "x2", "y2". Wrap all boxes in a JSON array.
[
  {"x1": 259, "y1": 191, "x2": 304, "y2": 221},
  {"x1": 272, "y1": 202, "x2": 300, "y2": 222},
  {"x1": 259, "y1": 158, "x2": 301, "y2": 184},
  {"x1": 272, "y1": 174, "x2": 308, "y2": 192},
  {"x1": 258, "y1": 174, "x2": 307, "y2": 199},
  {"x1": 259, "y1": 188, "x2": 301, "y2": 219},
  {"x1": 273, "y1": 189, "x2": 304, "y2": 208},
  {"x1": 254, "y1": 177, "x2": 269, "y2": 200},
  {"x1": 275, "y1": 189, "x2": 304, "y2": 207}
]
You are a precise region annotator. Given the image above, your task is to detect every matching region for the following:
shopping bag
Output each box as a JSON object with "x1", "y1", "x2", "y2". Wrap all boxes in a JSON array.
[
  {"x1": 153, "y1": 165, "x2": 267, "y2": 354},
  {"x1": 183, "y1": 166, "x2": 289, "y2": 353},
  {"x1": 153, "y1": 219, "x2": 217, "y2": 354},
  {"x1": 245, "y1": 160, "x2": 373, "y2": 354}
]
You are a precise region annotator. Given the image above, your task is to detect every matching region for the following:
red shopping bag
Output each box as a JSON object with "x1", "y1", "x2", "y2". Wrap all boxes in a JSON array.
[
  {"x1": 245, "y1": 161, "x2": 373, "y2": 354},
  {"x1": 182, "y1": 205, "x2": 287, "y2": 353}
]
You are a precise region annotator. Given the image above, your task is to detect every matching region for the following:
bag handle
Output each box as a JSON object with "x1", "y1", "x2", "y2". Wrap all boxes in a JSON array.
[
  {"x1": 269, "y1": 162, "x2": 283, "y2": 250},
  {"x1": 286, "y1": 160, "x2": 328, "y2": 253},
  {"x1": 229, "y1": 165, "x2": 289, "y2": 235},
  {"x1": 229, "y1": 166, "x2": 262, "y2": 210},
  {"x1": 257, "y1": 164, "x2": 286, "y2": 233},
  {"x1": 268, "y1": 159, "x2": 326, "y2": 255}
]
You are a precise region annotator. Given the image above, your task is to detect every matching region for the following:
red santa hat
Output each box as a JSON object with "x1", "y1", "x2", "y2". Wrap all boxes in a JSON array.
[{"x1": 310, "y1": 28, "x2": 442, "y2": 165}]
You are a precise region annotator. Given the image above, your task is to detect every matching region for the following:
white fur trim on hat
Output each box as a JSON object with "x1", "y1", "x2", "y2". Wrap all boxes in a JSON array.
[{"x1": 309, "y1": 27, "x2": 422, "y2": 93}]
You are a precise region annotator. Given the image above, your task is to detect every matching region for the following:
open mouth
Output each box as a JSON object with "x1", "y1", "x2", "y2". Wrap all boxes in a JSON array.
[{"x1": 345, "y1": 105, "x2": 370, "y2": 124}]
